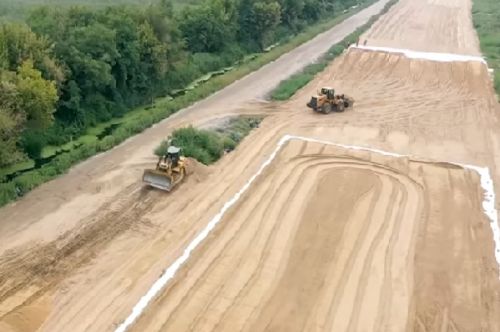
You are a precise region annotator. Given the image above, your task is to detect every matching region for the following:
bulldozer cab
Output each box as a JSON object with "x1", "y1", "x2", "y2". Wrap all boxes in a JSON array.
[
  {"x1": 158, "y1": 146, "x2": 181, "y2": 170},
  {"x1": 320, "y1": 87, "x2": 335, "y2": 99},
  {"x1": 166, "y1": 146, "x2": 181, "y2": 167},
  {"x1": 144, "y1": 145, "x2": 186, "y2": 191}
]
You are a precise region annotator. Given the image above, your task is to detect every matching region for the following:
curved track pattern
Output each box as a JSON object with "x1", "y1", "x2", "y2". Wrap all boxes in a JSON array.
[
  {"x1": 131, "y1": 141, "x2": 425, "y2": 332},
  {"x1": 1, "y1": 0, "x2": 500, "y2": 330},
  {"x1": 128, "y1": 140, "x2": 496, "y2": 332}
]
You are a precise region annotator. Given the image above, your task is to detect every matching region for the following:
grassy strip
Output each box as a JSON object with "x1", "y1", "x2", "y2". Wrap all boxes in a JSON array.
[
  {"x1": 271, "y1": 0, "x2": 399, "y2": 101},
  {"x1": 155, "y1": 117, "x2": 262, "y2": 165},
  {"x1": 472, "y1": 0, "x2": 500, "y2": 96},
  {"x1": 0, "y1": 0, "x2": 377, "y2": 207}
]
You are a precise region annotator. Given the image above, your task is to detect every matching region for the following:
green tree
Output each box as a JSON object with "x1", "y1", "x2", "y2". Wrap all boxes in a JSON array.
[
  {"x1": 252, "y1": 1, "x2": 282, "y2": 49},
  {"x1": 0, "y1": 61, "x2": 57, "y2": 163},
  {"x1": 16, "y1": 60, "x2": 58, "y2": 130},
  {"x1": 138, "y1": 22, "x2": 168, "y2": 82},
  {"x1": 0, "y1": 109, "x2": 22, "y2": 167},
  {"x1": 0, "y1": 23, "x2": 64, "y2": 84},
  {"x1": 0, "y1": 80, "x2": 24, "y2": 166},
  {"x1": 302, "y1": 0, "x2": 323, "y2": 22},
  {"x1": 29, "y1": 4, "x2": 173, "y2": 129},
  {"x1": 179, "y1": 0, "x2": 237, "y2": 53},
  {"x1": 279, "y1": 0, "x2": 305, "y2": 29}
]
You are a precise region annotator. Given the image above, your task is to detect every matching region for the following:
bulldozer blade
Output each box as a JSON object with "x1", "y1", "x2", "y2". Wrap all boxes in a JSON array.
[{"x1": 142, "y1": 170, "x2": 173, "y2": 191}]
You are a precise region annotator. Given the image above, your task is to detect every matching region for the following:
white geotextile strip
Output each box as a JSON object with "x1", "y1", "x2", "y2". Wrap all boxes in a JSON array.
[
  {"x1": 350, "y1": 45, "x2": 487, "y2": 64},
  {"x1": 115, "y1": 134, "x2": 500, "y2": 332}
]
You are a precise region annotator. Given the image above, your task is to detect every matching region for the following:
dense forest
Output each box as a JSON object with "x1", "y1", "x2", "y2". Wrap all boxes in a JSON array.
[
  {"x1": 0, "y1": 0, "x2": 202, "y2": 22},
  {"x1": 0, "y1": 0, "x2": 360, "y2": 168}
]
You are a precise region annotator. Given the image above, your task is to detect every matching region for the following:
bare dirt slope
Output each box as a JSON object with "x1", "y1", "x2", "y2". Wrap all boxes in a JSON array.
[
  {"x1": 362, "y1": 0, "x2": 480, "y2": 54},
  {"x1": 130, "y1": 141, "x2": 497, "y2": 332},
  {"x1": 1, "y1": 0, "x2": 500, "y2": 331}
]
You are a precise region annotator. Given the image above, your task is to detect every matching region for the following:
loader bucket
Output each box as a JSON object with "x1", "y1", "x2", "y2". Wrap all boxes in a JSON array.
[
  {"x1": 142, "y1": 169, "x2": 173, "y2": 191},
  {"x1": 307, "y1": 96, "x2": 317, "y2": 110}
]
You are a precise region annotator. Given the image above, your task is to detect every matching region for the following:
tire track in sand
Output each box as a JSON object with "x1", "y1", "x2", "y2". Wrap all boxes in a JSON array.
[{"x1": 129, "y1": 141, "x2": 426, "y2": 332}]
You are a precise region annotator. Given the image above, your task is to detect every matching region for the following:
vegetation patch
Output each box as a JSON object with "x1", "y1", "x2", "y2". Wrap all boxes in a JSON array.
[
  {"x1": 270, "y1": 0, "x2": 399, "y2": 101},
  {"x1": 472, "y1": 0, "x2": 500, "y2": 96},
  {"x1": 270, "y1": 63, "x2": 327, "y2": 100},
  {"x1": 0, "y1": 0, "x2": 200, "y2": 21},
  {"x1": 154, "y1": 117, "x2": 261, "y2": 165}
]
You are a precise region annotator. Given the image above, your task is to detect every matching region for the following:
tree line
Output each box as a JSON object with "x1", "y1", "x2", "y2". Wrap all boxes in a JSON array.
[{"x1": 0, "y1": 0, "x2": 360, "y2": 167}]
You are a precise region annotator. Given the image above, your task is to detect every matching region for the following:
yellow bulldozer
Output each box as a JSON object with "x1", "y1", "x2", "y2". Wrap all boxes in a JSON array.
[
  {"x1": 307, "y1": 87, "x2": 354, "y2": 114},
  {"x1": 143, "y1": 146, "x2": 187, "y2": 191}
]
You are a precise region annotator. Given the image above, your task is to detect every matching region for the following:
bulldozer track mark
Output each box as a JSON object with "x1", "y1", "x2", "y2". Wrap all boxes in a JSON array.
[
  {"x1": 346, "y1": 182, "x2": 401, "y2": 331},
  {"x1": 2, "y1": 0, "x2": 500, "y2": 330},
  {"x1": 215, "y1": 158, "x2": 339, "y2": 330},
  {"x1": 121, "y1": 132, "x2": 499, "y2": 332},
  {"x1": 126, "y1": 138, "x2": 492, "y2": 332},
  {"x1": 0, "y1": 184, "x2": 161, "y2": 320},
  {"x1": 156, "y1": 156, "x2": 327, "y2": 331}
]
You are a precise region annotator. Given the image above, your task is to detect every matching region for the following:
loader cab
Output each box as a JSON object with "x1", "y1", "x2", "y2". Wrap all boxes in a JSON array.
[{"x1": 320, "y1": 87, "x2": 335, "y2": 99}]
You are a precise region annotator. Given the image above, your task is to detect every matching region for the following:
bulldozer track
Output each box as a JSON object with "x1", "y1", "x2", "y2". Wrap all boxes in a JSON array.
[{"x1": 0, "y1": 184, "x2": 161, "y2": 320}]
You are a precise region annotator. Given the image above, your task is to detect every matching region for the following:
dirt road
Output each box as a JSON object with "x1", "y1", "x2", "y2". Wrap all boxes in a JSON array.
[{"x1": 1, "y1": 0, "x2": 500, "y2": 330}]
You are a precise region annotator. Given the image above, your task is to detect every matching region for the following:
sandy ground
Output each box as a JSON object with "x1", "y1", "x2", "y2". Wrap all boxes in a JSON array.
[
  {"x1": 1, "y1": 0, "x2": 500, "y2": 331},
  {"x1": 130, "y1": 141, "x2": 496, "y2": 332}
]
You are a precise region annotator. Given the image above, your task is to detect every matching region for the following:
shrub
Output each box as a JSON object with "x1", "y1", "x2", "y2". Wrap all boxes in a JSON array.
[
  {"x1": 222, "y1": 136, "x2": 237, "y2": 151},
  {"x1": 183, "y1": 145, "x2": 213, "y2": 165},
  {"x1": 42, "y1": 123, "x2": 81, "y2": 145},
  {"x1": 51, "y1": 154, "x2": 71, "y2": 172},
  {"x1": 191, "y1": 52, "x2": 227, "y2": 73},
  {"x1": 330, "y1": 44, "x2": 345, "y2": 57},
  {"x1": 271, "y1": 73, "x2": 315, "y2": 100},
  {"x1": 154, "y1": 140, "x2": 171, "y2": 157},
  {"x1": 21, "y1": 131, "x2": 44, "y2": 160},
  {"x1": 13, "y1": 172, "x2": 44, "y2": 196},
  {"x1": 98, "y1": 136, "x2": 116, "y2": 151},
  {"x1": 170, "y1": 126, "x2": 224, "y2": 164},
  {"x1": 38, "y1": 165, "x2": 59, "y2": 177},
  {"x1": 0, "y1": 183, "x2": 17, "y2": 206},
  {"x1": 154, "y1": 118, "x2": 262, "y2": 165}
]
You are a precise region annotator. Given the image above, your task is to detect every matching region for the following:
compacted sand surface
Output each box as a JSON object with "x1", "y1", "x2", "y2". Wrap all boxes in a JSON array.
[
  {"x1": 130, "y1": 141, "x2": 497, "y2": 332},
  {"x1": 1, "y1": 0, "x2": 499, "y2": 331}
]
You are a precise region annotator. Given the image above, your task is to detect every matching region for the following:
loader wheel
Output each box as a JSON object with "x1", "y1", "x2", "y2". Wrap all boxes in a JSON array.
[
  {"x1": 321, "y1": 103, "x2": 332, "y2": 114},
  {"x1": 337, "y1": 103, "x2": 345, "y2": 112}
]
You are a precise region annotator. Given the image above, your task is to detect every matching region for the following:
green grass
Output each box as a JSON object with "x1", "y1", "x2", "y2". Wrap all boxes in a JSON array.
[
  {"x1": 0, "y1": 160, "x2": 34, "y2": 179},
  {"x1": 472, "y1": 0, "x2": 500, "y2": 95},
  {"x1": 0, "y1": 0, "x2": 378, "y2": 207},
  {"x1": 271, "y1": 0, "x2": 399, "y2": 101},
  {"x1": 271, "y1": 63, "x2": 328, "y2": 100},
  {"x1": 41, "y1": 135, "x2": 97, "y2": 158}
]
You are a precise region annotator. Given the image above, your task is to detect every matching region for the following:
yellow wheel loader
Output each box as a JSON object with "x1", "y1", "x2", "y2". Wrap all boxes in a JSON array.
[
  {"x1": 307, "y1": 87, "x2": 354, "y2": 114},
  {"x1": 143, "y1": 146, "x2": 187, "y2": 191}
]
